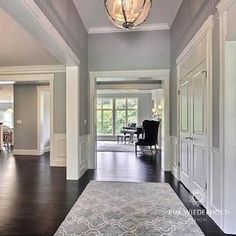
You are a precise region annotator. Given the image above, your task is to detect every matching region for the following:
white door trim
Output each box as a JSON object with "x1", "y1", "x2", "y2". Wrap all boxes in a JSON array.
[
  {"x1": 217, "y1": 0, "x2": 236, "y2": 233},
  {"x1": 89, "y1": 69, "x2": 170, "y2": 171},
  {"x1": 37, "y1": 86, "x2": 51, "y2": 155}
]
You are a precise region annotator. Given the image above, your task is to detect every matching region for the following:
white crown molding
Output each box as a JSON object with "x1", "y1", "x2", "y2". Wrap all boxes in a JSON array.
[
  {"x1": 217, "y1": 0, "x2": 235, "y2": 14},
  {"x1": 0, "y1": 65, "x2": 66, "y2": 75},
  {"x1": 88, "y1": 23, "x2": 169, "y2": 34}
]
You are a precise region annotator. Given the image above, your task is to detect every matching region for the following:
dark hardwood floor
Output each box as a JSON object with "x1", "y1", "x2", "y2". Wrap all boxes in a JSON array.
[{"x1": 0, "y1": 150, "x2": 227, "y2": 236}]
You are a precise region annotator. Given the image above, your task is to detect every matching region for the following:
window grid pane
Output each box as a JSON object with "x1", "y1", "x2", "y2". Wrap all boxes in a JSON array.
[{"x1": 97, "y1": 97, "x2": 138, "y2": 135}]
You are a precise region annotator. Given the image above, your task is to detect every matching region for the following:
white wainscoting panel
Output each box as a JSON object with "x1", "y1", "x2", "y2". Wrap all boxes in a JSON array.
[
  {"x1": 171, "y1": 136, "x2": 179, "y2": 179},
  {"x1": 79, "y1": 135, "x2": 90, "y2": 178},
  {"x1": 52, "y1": 133, "x2": 66, "y2": 167},
  {"x1": 208, "y1": 148, "x2": 222, "y2": 228}
]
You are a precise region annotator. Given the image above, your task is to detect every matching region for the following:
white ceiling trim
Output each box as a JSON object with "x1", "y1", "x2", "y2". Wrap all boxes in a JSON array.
[
  {"x1": 97, "y1": 83, "x2": 162, "y2": 90},
  {"x1": 88, "y1": 23, "x2": 169, "y2": 34},
  {"x1": 0, "y1": 65, "x2": 66, "y2": 75}
]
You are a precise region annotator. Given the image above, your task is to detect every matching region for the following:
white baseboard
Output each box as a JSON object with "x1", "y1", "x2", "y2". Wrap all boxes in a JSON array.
[
  {"x1": 44, "y1": 146, "x2": 50, "y2": 153},
  {"x1": 51, "y1": 133, "x2": 66, "y2": 167},
  {"x1": 13, "y1": 149, "x2": 42, "y2": 156},
  {"x1": 208, "y1": 148, "x2": 223, "y2": 229},
  {"x1": 78, "y1": 135, "x2": 90, "y2": 178},
  {"x1": 170, "y1": 136, "x2": 179, "y2": 179}
]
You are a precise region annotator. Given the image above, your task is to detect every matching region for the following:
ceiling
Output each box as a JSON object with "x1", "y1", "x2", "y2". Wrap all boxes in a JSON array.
[
  {"x1": 73, "y1": 0, "x2": 183, "y2": 33},
  {"x1": 0, "y1": 7, "x2": 60, "y2": 67}
]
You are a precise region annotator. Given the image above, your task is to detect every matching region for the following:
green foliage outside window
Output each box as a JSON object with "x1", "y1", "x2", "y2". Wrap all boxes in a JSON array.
[{"x1": 97, "y1": 97, "x2": 138, "y2": 135}]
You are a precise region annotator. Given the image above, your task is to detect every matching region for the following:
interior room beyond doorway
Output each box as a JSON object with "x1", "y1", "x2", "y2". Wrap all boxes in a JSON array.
[{"x1": 96, "y1": 78, "x2": 164, "y2": 153}]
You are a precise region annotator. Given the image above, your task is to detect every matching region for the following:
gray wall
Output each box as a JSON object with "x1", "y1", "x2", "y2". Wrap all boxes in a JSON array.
[
  {"x1": 170, "y1": 0, "x2": 220, "y2": 148},
  {"x1": 34, "y1": 0, "x2": 89, "y2": 136},
  {"x1": 14, "y1": 85, "x2": 38, "y2": 150},
  {"x1": 14, "y1": 73, "x2": 66, "y2": 150},
  {"x1": 54, "y1": 72, "x2": 66, "y2": 133},
  {"x1": 89, "y1": 30, "x2": 170, "y2": 71},
  {"x1": 43, "y1": 91, "x2": 50, "y2": 148}
]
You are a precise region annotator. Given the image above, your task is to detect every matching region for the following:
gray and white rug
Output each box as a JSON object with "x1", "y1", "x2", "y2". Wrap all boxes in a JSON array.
[{"x1": 55, "y1": 182, "x2": 203, "y2": 236}]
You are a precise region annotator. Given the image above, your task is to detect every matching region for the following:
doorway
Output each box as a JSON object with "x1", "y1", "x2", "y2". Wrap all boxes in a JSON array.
[
  {"x1": 0, "y1": 83, "x2": 14, "y2": 152},
  {"x1": 37, "y1": 86, "x2": 51, "y2": 155},
  {"x1": 0, "y1": 74, "x2": 54, "y2": 165},
  {"x1": 89, "y1": 70, "x2": 170, "y2": 171}
]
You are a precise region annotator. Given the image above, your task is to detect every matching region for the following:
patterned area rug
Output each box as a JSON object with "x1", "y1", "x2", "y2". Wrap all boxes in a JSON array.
[{"x1": 54, "y1": 182, "x2": 203, "y2": 236}]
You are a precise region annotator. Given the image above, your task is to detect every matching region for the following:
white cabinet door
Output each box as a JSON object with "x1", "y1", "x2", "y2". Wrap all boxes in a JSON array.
[
  {"x1": 191, "y1": 63, "x2": 207, "y2": 207},
  {"x1": 179, "y1": 62, "x2": 207, "y2": 207},
  {"x1": 179, "y1": 79, "x2": 192, "y2": 190}
]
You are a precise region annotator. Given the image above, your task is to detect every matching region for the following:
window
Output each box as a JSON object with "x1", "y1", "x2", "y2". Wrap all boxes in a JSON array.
[
  {"x1": 97, "y1": 97, "x2": 138, "y2": 135},
  {"x1": 0, "y1": 111, "x2": 14, "y2": 128},
  {"x1": 115, "y1": 98, "x2": 138, "y2": 134},
  {"x1": 97, "y1": 98, "x2": 113, "y2": 135}
]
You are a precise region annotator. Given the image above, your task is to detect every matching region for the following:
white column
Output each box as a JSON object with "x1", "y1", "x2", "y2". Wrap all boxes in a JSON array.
[
  {"x1": 66, "y1": 66, "x2": 80, "y2": 180},
  {"x1": 161, "y1": 79, "x2": 170, "y2": 171}
]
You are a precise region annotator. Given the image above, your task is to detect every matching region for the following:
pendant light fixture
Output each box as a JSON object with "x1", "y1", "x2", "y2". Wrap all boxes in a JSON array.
[
  {"x1": 6, "y1": 96, "x2": 13, "y2": 113},
  {"x1": 105, "y1": 0, "x2": 152, "y2": 30}
]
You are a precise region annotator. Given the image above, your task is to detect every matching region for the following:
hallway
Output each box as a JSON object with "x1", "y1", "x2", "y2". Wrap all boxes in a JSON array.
[{"x1": 0, "y1": 151, "x2": 225, "y2": 236}]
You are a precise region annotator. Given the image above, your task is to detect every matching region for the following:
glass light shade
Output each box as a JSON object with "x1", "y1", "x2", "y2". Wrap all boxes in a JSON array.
[
  {"x1": 105, "y1": 0, "x2": 152, "y2": 30},
  {"x1": 6, "y1": 107, "x2": 14, "y2": 113}
]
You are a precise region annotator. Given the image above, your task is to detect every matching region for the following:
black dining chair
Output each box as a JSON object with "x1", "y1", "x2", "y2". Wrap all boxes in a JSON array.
[{"x1": 135, "y1": 120, "x2": 160, "y2": 154}]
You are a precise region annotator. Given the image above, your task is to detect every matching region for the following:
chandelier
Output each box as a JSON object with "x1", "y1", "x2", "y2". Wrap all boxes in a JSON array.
[{"x1": 104, "y1": 0, "x2": 152, "y2": 30}]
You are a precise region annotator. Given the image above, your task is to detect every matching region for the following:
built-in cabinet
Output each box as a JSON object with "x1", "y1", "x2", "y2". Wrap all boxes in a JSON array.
[
  {"x1": 176, "y1": 16, "x2": 213, "y2": 211},
  {"x1": 179, "y1": 61, "x2": 208, "y2": 207},
  {"x1": 175, "y1": 2, "x2": 236, "y2": 233}
]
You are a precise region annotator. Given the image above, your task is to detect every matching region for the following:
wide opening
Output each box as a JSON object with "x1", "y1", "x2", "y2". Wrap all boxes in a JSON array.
[
  {"x1": 37, "y1": 86, "x2": 51, "y2": 155},
  {"x1": 91, "y1": 74, "x2": 169, "y2": 178},
  {"x1": 0, "y1": 83, "x2": 14, "y2": 152},
  {"x1": 96, "y1": 87, "x2": 164, "y2": 153},
  {"x1": 0, "y1": 78, "x2": 54, "y2": 164}
]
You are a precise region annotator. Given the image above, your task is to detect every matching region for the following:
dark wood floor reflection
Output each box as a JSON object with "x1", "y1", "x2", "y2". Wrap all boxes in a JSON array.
[{"x1": 0, "y1": 151, "x2": 226, "y2": 236}]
